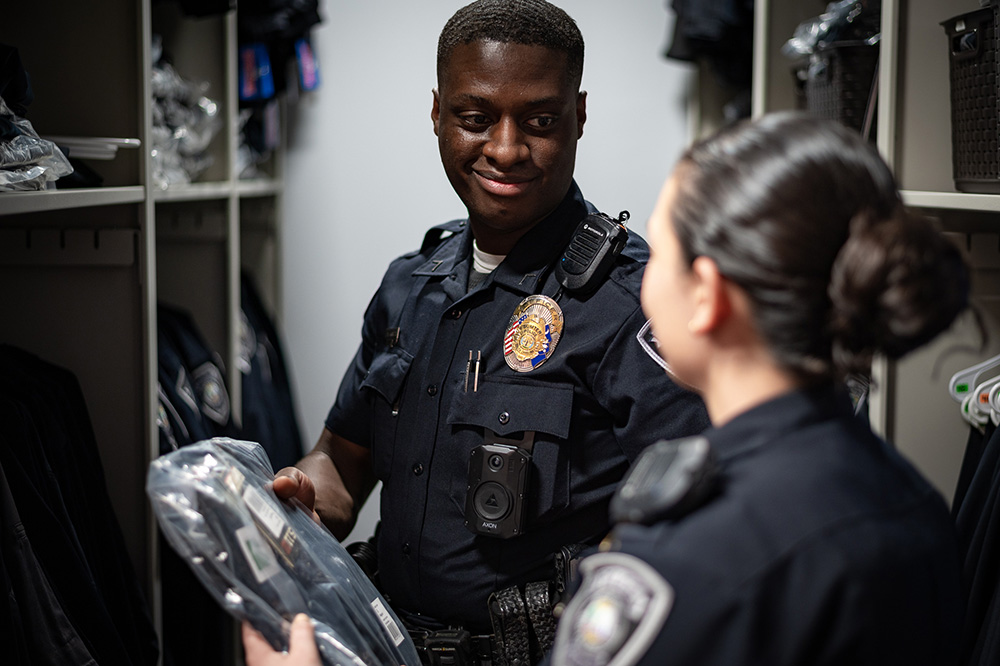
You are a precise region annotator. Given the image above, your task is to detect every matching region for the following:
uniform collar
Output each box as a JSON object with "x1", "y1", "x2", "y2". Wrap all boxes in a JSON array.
[
  {"x1": 411, "y1": 181, "x2": 591, "y2": 297},
  {"x1": 707, "y1": 382, "x2": 856, "y2": 462}
]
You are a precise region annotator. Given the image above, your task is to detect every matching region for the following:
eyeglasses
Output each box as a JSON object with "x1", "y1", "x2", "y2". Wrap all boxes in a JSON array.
[{"x1": 637, "y1": 319, "x2": 673, "y2": 375}]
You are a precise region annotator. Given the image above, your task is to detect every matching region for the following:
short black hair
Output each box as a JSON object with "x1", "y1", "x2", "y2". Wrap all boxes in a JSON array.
[{"x1": 437, "y1": 0, "x2": 584, "y2": 88}]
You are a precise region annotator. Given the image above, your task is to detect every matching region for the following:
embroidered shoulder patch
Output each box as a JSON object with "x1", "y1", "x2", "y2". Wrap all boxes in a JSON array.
[
  {"x1": 192, "y1": 361, "x2": 231, "y2": 426},
  {"x1": 552, "y1": 552, "x2": 673, "y2": 666}
]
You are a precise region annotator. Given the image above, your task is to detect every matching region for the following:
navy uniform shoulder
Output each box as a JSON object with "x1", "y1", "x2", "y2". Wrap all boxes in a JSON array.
[
  {"x1": 418, "y1": 218, "x2": 465, "y2": 255},
  {"x1": 604, "y1": 229, "x2": 650, "y2": 299},
  {"x1": 387, "y1": 218, "x2": 465, "y2": 263},
  {"x1": 383, "y1": 218, "x2": 465, "y2": 275}
]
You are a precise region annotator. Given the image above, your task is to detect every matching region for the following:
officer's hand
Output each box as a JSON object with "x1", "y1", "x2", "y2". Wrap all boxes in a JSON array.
[
  {"x1": 242, "y1": 614, "x2": 321, "y2": 666},
  {"x1": 272, "y1": 467, "x2": 321, "y2": 524}
]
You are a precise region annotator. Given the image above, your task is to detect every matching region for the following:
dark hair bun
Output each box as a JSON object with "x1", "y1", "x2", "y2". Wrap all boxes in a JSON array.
[{"x1": 828, "y1": 207, "x2": 970, "y2": 375}]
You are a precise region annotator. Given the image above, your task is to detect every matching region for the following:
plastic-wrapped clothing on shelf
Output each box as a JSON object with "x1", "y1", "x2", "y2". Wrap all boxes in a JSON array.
[
  {"x1": 0, "y1": 94, "x2": 72, "y2": 191},
  {"x1": 150, "y1": 35, "x2": 223, "y2": 189},
  {"x1": 147, "y1": 437, "x2": 420, "y2": 666}
]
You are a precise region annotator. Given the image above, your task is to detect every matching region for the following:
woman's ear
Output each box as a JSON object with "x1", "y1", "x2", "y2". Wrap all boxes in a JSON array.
[{"x1": 688, "y1": 255, "x2": 732, "y2": 334}]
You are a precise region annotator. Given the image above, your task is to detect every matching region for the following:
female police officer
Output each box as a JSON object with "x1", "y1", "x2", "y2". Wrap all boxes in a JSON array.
[{"x1": 550, "y1": 112, "x2": 970, "y2": 665}]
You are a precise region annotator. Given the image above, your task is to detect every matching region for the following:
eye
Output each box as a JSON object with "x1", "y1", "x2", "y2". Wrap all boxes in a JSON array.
[
  {"x1": 526, "y1": 115, "x2": 558, "y2": 130},
  {"x1": 459, "y1": 113, "x2": 492, "y2": 129}
]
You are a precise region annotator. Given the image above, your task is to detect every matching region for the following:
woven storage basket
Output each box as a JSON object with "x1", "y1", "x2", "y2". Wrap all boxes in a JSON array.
[{"x1": 943, "y1": 6, "x2": 1000, "y2": 193}]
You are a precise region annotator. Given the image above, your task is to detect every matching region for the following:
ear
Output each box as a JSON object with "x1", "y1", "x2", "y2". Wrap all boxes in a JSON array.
[
  {"x1": 688, "y1": 256, "x2": 731, "y2": 334},
  {"x1": 576, "y1": 91, "x2": 587, "y2": 139},
  {"x1": 431, "y1": 89, "x2": 441, "y2": 136}
]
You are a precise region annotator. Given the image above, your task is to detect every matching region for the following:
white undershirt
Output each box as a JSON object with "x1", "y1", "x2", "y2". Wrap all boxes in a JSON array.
[{"x1": 472, "y1": 240, "x2": 506, "y2": 275}]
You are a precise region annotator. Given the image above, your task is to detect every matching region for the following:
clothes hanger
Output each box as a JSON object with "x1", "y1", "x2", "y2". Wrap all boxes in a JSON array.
[
  {"x1": 962, "y1": 393, "x2": 991, "y2": 428},
  {"x1": 968, "y1": 375, "x2": 1000, "y2": 425},
  {"x1": 949, "y1": 352, "x2": 1000, "y2": 403},
  {"x1": 989, "y1": 380, "x2": 1000, "y2": 421}
]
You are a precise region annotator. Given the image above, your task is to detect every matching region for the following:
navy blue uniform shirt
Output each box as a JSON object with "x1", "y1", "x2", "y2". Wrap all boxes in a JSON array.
[
  {"x1": 326, "y1": 183, "x2": 709, "y2": 631},
  {"x1": 553, "y1": 384, "x2": 964, "y2": 666}
]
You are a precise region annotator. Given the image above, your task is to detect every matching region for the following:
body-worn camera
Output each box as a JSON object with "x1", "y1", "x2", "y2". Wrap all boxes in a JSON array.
[{"x1": 465, "y1": 430, "x2": 535, "y2": 538}]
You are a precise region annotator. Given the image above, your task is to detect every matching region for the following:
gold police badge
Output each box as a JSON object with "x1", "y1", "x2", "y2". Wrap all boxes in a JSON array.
[{"x1": 504, "y1": 294, "x2": 564, "y2": 372}]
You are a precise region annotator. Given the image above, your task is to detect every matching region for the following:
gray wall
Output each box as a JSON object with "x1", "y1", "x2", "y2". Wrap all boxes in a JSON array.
[{"x1": 280, "y1": 1, "x2": 694, "y2": 543}]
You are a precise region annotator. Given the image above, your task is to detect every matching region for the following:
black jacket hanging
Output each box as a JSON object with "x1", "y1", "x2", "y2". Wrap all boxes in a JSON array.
[{"x1": 954, "y1": 422, "x2": 1000, "y2": 666}]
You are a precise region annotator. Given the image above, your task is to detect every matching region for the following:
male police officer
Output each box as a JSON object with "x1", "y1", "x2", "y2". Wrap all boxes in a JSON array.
[{"x1": 273, "y1": 0, "x2": 708, "y2": 661}]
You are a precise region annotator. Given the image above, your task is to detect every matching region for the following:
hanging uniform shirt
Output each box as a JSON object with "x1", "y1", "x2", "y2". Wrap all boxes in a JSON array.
[
  {"x1": 953, "y1": 422, "x2": 1000, "y2": 666},
  {"x1": 0, "y1": 345, "x2": 159, "y2": 666},
  {"x1": 554, "y1": 384, "x2": 964, "y2": 666},
  {"x1": 240, "y1": 272, "x2": 304, "y2": 472},
  {"x1": 325, "y1": 182, "x2": 709, "y2": 632}
]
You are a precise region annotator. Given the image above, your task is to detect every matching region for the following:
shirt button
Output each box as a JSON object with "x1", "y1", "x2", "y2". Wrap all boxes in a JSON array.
[
  {"x1": 448, "y1": 308, "x2": 462, "y2": 319},
  {"x1": 427, "y1": 385, "x2": 437, "y2": 396},
  {"x1": 402, "y1": 543, "x2": 411, "y2": 555},
  {"x1": 498, "y1": 411, "x2": 510, "y2": 425},
  {"x1": 413, "y1": 463, "x2": 424, "y2": 476}
]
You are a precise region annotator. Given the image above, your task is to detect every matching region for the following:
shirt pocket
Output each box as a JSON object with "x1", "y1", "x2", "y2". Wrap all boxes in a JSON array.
[
  {"x1": 446, "y1": 377, "x2": 574, "y2": 526},
  {"x1": 359, "y1": 347, "x2": 413, "y2": 481}
]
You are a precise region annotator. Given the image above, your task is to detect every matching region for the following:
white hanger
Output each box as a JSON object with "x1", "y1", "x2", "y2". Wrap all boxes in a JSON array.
[
  {"x1": 989, "y1": 380, "x2": 1000, "y2": 419},
  {"x1": 949, "y1": 353, "x2": 1000, "y2": 403},
  {"x1": 969, "y1": 376, "x2": 1000, "y2": 423},
  {"x1": 962, "y1": 393, "x2": 991, "y2": 427}
]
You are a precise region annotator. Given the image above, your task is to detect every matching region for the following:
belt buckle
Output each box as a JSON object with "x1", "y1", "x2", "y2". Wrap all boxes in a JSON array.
[{"x1": 425, "y1": 628, "x2": 473, "y2": 666}]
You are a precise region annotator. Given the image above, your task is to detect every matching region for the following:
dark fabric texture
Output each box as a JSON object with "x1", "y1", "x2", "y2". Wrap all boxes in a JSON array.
[
  {"x1": 155, "y1": 304, "x2": 239, "y2": 666},
  {"x1": 954, "y1": 423, "x2": 1000, "y2": 666},
  {"x1": 240, "y1": 271, "x2": 304, "y2": 472},
  {"x1": 0, "y1": 345, "x2": 157, "y2": 666},
  {"x1": 565, "y1": 385, "x2": 963, "y2": 665}
]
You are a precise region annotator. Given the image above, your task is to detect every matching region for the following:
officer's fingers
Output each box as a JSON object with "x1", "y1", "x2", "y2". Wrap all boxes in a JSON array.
[
  {"x1": 241, "y1": 616, "x2": 320, "y2": 666},
  {"x1": 241, "y1": 621, "x2": 280, "y2": 666},
  {"x1": 272, "y1": 467, "x2": 302, "y2": 500},
  {"x1": 275, "y1": 467, "x2": 318, "y2": 509},
  {"x1": 287, "y1": 613, "x2": 321, "y2": 665},
  {"x1": 272, "y1": 469, "x2": 321, "y2": 524}
]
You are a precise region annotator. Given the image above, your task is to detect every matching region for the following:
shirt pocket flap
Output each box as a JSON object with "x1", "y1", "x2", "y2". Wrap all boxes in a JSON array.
[
  {"x1": 360, "y1": 347, "x2": 413, "y2": 406},
  {"x1": 446, "y1": 377, "x2": 573, "y2": 439}
]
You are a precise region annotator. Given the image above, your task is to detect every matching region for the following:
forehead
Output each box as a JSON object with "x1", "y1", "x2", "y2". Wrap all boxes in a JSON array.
[
  {"x1": 650, "y1": 175, "x2": 681, "y2": 242},
  {"x1": 438, "y1": 40, "x2": 574, "y2": 98}
]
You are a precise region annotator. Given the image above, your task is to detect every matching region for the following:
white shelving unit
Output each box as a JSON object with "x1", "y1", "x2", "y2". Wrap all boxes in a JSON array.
[
  {"x1": 751, "y1": 0, "x2": 1000, "y2": 500},
  {"x1": 0, "y1": 0, "x2": 286, "y2": 652}
]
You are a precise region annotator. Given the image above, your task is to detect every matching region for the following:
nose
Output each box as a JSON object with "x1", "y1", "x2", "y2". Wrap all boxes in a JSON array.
[{"x1": 482, "y1": 117, "x2": 529, "y2": 167}]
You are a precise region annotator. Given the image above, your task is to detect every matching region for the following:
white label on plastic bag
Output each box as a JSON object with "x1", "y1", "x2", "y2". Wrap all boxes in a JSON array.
[
  {"x1": 223, "y1": 466, "x2": 245, "y2": 496},
  {"x1": 236, "y1": 525, "x2": 281, "y2": 583},
  {"x1": 370, "y1": 597, "x2": 405, "y2": 646},
  {"x1": 243, "y1": 485, "x2": 286, "y2": 539}
]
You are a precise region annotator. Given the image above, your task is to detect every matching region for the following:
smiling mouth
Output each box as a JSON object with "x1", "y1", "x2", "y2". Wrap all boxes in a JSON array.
[{"x1": 475, "y1": 172, "x2": 534, "y2": 197}]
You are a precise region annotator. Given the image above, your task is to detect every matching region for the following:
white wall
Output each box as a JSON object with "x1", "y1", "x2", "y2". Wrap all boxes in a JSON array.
[{"x1": 281, "y1": 1, "x2": 694, "y2": 543}]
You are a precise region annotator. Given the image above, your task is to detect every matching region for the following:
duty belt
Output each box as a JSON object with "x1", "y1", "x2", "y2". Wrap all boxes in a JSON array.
[
  {"x1": 408, "y1": 627, "x2": 495, "y2": 666},
  {"x1": 407, "y1": 581, "x2": 557, "y2": 666}
]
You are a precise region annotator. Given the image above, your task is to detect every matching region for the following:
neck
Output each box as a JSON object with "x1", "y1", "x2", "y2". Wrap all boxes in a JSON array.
[
  {"x1": 700, "y1": 348, "x2": 802, "y2": 427},
  {"x1": 469, "y1": 220, "x2": 540, "y2": 255}
]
